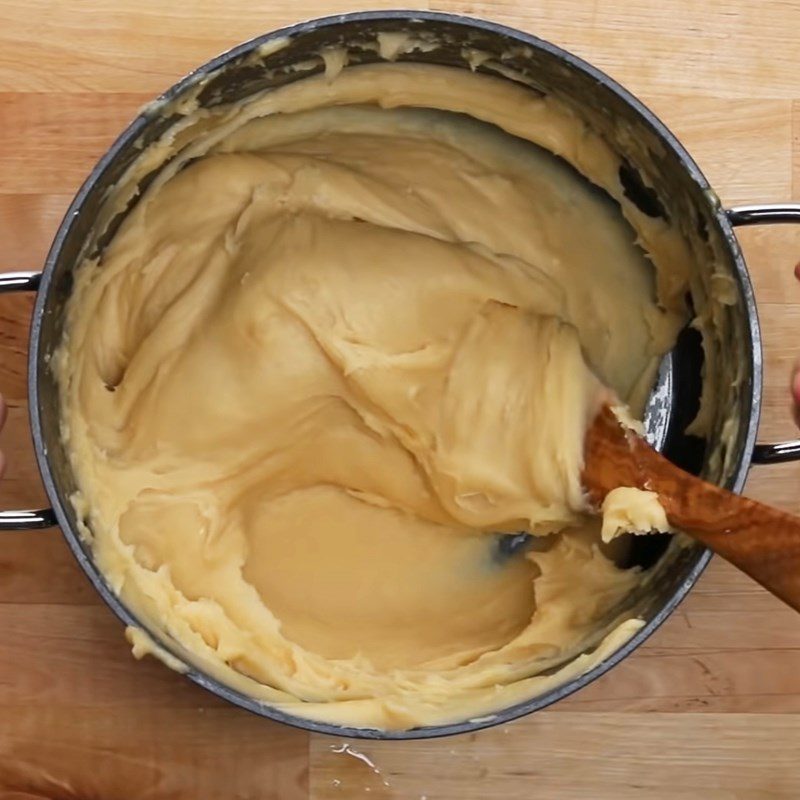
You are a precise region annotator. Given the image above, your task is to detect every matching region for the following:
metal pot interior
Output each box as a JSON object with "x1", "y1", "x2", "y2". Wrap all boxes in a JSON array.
[{"x1": 29, "y1": 11, "x2": 759, "y2": 737}]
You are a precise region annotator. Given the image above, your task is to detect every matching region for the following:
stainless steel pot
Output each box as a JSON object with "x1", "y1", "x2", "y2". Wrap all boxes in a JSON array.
[{"x1": 2, "y1": 10, "x2": 799, "y2": 740}]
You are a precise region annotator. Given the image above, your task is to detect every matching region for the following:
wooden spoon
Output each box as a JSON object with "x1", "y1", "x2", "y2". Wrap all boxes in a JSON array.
[{"x1": 583, "y1": 404, "x2": 800, "y2": 612}]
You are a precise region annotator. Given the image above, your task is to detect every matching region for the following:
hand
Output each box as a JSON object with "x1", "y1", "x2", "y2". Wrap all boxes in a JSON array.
[
  {"x1": 794, "y1": 264, "x2": 800, "y2": 430},
  {"x1": 793, "y1": 363, "x2": 800, "y2": 430},
  {"x1": 0, "y1": 393, "x2": 6, "y2": 478}
]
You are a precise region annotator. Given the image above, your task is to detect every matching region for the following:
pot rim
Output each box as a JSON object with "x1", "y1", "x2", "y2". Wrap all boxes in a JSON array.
[{"x1": 28, "y1": 9, "x2": 761, "y2": 740}]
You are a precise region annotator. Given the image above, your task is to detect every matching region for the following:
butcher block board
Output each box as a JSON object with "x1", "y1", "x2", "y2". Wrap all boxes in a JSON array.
[{"x1": 1, "y1": 1, "x2": 800, "y2": 798}]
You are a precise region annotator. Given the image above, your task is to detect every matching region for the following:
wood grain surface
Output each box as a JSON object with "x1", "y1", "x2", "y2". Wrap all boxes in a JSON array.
[{"x1": 1, "y1": 2, "x2": 799, "y2": 798}]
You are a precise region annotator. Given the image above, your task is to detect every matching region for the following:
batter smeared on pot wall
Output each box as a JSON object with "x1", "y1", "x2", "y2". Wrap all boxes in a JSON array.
[{"x1": 56, "y1": 63, "x2": 701, "y2": 730}]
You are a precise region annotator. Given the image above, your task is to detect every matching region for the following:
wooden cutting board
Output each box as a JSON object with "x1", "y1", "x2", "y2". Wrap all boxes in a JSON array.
[{"x1": 1, "y1": 1, "x2": 799, "y2": 797}]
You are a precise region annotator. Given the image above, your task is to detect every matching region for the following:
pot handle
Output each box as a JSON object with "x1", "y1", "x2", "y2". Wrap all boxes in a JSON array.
[
  {"x1": 728, "y1": 203, "x2": 800, "y2": 465},
  {"x1": 0, "y1": 270, "x2": 57, "y2": 530}
]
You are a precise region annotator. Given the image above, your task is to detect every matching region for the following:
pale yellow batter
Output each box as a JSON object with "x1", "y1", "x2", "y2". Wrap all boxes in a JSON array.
[{"x1": 56, "y1": 63, "x2": 692, "y2": 730}]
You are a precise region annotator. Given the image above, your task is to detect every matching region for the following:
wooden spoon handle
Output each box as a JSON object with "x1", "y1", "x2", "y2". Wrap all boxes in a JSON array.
[{"x1": 584, "y1": 405, "x2": 800, "y2": 612}]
